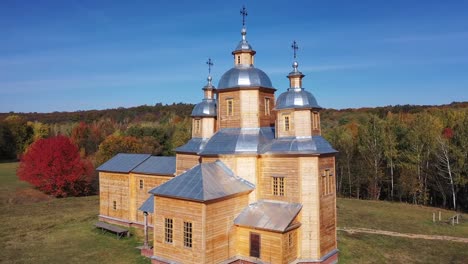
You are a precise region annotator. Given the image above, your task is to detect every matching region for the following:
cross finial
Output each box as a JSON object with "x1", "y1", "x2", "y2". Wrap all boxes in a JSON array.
[
  {"x1": 291, "y1": 40, "x2": 299, "y2": 59},
  {"x1": 206, "y1": 58, "x2": 213, "y2": 75},
  {"x1": 240, "y1": 5, "x2": 248, "y2": 27}
]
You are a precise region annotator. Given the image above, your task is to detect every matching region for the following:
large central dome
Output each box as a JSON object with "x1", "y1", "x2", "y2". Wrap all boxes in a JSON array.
[{"x1": 217, "y1": 65, "x2": 273, "y2": 89}]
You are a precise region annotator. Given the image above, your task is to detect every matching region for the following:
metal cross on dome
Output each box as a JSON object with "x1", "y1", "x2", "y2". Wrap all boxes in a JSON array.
[
  {"x1": 240, "y1": 5, "x2": 248, "y2": 26},
  {"x1": 291, "y1": 40, "x2": 299, "y2": 59},
  {"x1": 206, "y1": 58, "x2": 213, "y2": 75}
]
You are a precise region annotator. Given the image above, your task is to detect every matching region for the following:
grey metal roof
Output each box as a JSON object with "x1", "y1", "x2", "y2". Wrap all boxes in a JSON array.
[
  {"x1": 260, "y1": 136, "x2": 337, "y2": 155},
  {"x1": 234, "y1": 200, "x2": 302, "y2": 232},
  {"x1": 275, "y1": 88, "x2": 321, "y2": 110},
  {"x1": 139, "y1": 195, "x2": 154, "y2": 213},
  {"x1": 96, "y1": 153, "x2": 151, "y2": 173},
  {"x1": 191, "y1": 99, "x2": 217, "y2": 117},
  {"x1": 149, "y1": 160, "x2": 254, "y2": 202},
  {"x1": 200, "y1": 127, "x2": 275, "y2": 155},
  {"x1": 175, "y1": 138, "x2": 209, "y2": 154},
  {"x1": 235, "y1": 39, "x2": 253, "y2": 51},
  {"x1": 218, "y1": 65, "x2": 273, "y2": 89},
  {"x1": 132, "y1": 156, "x2": 176, "y2": 175}
]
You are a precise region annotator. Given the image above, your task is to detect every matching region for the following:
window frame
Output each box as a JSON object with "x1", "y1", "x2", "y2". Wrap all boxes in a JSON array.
[
  {"x1": 249, "y1": 232, "x2": 261, "y2": 258},
  {"x1": 164, "y1": 218, "x2": 173, "y2": 244},
  {"x1": 264, "y1": 97, "x2": 271, "y2": 116},
  {"x1": 194, "y1": 119, "x2": 201, "y2": 134},
  {"x1": 272, "y1": 176, "x2": 285, "y2": 196},
  {"x1": 226, "y1": 99, "x2": 234, "y2": 116},
  {"x1": 112, "y1": 201, "x2": 117, "y2": 210},
  {"x1": 183, "y1": 221, "x2": 193, "y2": 248},
  {"x1": 283, "y1": 114, "x2": 291, "y2": 131},
  {"x1": 139, "y1": 179, "x2": 144, "y2": 189}
]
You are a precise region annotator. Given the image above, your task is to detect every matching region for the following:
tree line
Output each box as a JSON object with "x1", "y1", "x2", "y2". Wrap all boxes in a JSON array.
[
  {"x1": 323, "y1": 107, "x2": 468, "y2": 212},
  {"x1": 1, "y1": 102, "x2": 467, "y2": 210}
]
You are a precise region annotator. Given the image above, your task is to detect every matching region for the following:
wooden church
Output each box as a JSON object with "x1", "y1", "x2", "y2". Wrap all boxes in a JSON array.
[{"x1": 97, "y1": 7, "x2": 338, "y2": 264}]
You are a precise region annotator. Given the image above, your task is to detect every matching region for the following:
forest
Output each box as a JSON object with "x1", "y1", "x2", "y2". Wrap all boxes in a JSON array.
[{"x1": 0, "y1": 102, "x2": 467, "y2": 211}]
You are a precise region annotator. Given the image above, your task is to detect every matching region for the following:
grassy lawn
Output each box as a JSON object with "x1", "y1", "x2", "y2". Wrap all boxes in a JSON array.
[
  {"x1": 337, "y1": 197, "x2": 468, "y2": 238},
  {"x1": 0, "y1": 162, "x2": 149, "y2": 264},
  {"x1": 1, "y1": 162, "x2": 467, "y2": 263}
]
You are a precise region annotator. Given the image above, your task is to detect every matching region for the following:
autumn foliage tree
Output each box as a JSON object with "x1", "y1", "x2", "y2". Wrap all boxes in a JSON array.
[{"x1": 18, "y1": 135, "x2": 94, "y2": 197}]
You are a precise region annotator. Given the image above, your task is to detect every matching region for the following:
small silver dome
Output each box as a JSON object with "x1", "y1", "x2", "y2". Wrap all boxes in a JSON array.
[
  {"x1": 275, "y1": 89, "x2": 321, "y2": 110},
  {"x1": 191, "y1": 99, "x2": 217, "y2": 117},
  {"x1": 218, "y1": 65, "x2": 273, "y2": 89},
  {"x1": 235, "y1": 39, "x2": 253, "y2": 51}
]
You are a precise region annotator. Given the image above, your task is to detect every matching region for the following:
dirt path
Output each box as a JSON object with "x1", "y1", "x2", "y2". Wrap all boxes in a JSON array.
[{"x1": 338, "y1": 227, "x2": 468, "y2": 243}]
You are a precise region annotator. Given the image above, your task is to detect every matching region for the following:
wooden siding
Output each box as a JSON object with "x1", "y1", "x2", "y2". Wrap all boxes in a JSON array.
[
  {"x1": 99, "y1": 172, "x2": 130, "y2": 221},
  {"x1": 205, "y1": 194, "x2": 250, "y2": 263},
  {"x1": 312, "y1": 111, "x2": 321, "y2": 136},
  {"x1": 294, "y1": 110, "x2": 312, "y2": 137},
  {"x1": 276, "y1": 110, "x2": 295, "y2": 138},
  {"x1": 259, "y1": 91, "x2": 276, "y2": 127},
  {"x1": 153, "y1": 197, "x2": 205, "y2": 264},
  {"x1": 202, "y1": 117, "x2": 216, "y2": 139},
  {"x1": 258, "y1": 157, "x2": 300, "y2": 203},
  {"x1": 218, "y1": 91, "x2": 241, "y2": 129},
  {"x1": 234, "y1": 226, "x2": 290, "y2": 264},
  {"x1": 240, "y1": 90, "x2": 259, "y2": 128},
  {"x1": 298, "y1": 157, "x2": 321, "y2": 259},
  {"x1": 130, "y1": 174, "x2": 172, "y2": 224},
  {"x1": 318, "y1": 156, "x2": 337, "y2": 257},
  {"x1": 176, "y1": 154, "x2": 200, "y2": 175}
]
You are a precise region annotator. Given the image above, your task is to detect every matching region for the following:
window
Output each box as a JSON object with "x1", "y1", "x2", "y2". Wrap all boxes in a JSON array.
[
  {"x1": 139, "y1": 179, "x2": 143, "y2": 189},
  {"x1": 250, "y1": 232, "x2": 260, "y2": 258},
  {"x1": 322, "y1": 169, "x2": 334, "y2": 196},
  {"x1": 226, "y1": 99, "x2": 234, "y2": 116},
  {"x1": 313, "y1": 112, "x2": 320, "y2": 129},
  {"x1": 237, "y1": 56, "x2": 241, "y2": 64},
  {"x1": 288, "y1": 231, "x2": 295, "y2": 248},
  {"x1": 113, "y1": 201, "x2": 117, "y2": 210},
  {"x1": 184, "y1": 221, "x2": 192, "y2": 248},
  {"x1": 264, "y1": 98, "x2": 271, "y2": 116},
  {"x1": 165, "y1": 218, "x2": 173, "y2": 243},
  {"x1": 283, "y1": 115, "x2": 290, "y2": 131},
  {"x1": 272, "y1": 177, "x2": 285, "y2": 196},
  {"x1": 194, "y1": 119, "x2": 201, "y2": 133}
]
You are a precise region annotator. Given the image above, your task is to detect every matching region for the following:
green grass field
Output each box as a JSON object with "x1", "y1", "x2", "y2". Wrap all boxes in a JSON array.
[{"x1": 1, "y1": 162, "x2": 467, "y2": 263}]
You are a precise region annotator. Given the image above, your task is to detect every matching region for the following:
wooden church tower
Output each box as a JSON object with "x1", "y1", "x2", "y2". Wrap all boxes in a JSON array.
[{"x1": 97, "y1": 6, "x2": 338, "y2": 264}]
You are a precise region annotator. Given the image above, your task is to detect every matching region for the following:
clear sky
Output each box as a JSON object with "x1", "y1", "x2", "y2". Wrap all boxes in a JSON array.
[{"x1": 1, "y1": 0, "x2": 467, "y2": 113}]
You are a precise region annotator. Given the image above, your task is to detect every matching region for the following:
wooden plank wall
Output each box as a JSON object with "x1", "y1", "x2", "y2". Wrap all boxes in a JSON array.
[
  {"x1": 258, "y1": 157, "x2": 300, "y2": 203},
  {"x1": 202, "y1": 117, "x2": 216, "y2": 139},
  {"x1": 298, "y1": 157, "x2": 320, "y2": 259},
  {"x1": 99, "y1": 172, "x2": 130, "y2": 221},
  {"x1": 282, "y1": 228, "x2": 298, "y2": 263},
  {"x1": 276, "y1": 110, "x2": 295, "y2": 138},
  {"x1": 294, "y1": 110, "x2": 312, "y2": 137},
  {"x1": 259, "y1": 91, "x2": 276, "y2": 127},
  {"x1": 218, "y1": 91, "x2": 241, "y2": 129},
  {"x1": 318, "y1": 156, "x2": 337, "y2": 257},
  {"x1": 176, "y1": 154, "x2": 200, "y2": 175},
  {"x1": 205, "y1": 194, "x2": 250, "y2": 263},
  {"x1": 235, "y1": 226, "x2": 284, "y2": 264},
  {"x1": 153, "y1": 197, "x2": 205, "y2": 264},
  {"x1": 240, "y1": 90, "x2": 259, "y2": 128},
  {"x1": 131, "y1": 174, "x2": 173, "y2": 224}
]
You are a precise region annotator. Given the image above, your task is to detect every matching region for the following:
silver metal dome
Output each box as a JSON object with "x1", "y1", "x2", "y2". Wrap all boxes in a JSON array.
[
  {"x1": 275, "y1": 88, "x2": 321, "y2": 110},
  {"x1": 191, "y1": 99, "x2": 217, "y2": 117},
  {"x1": 218, "y1": 65, "x2": 273, "y2": 89}
]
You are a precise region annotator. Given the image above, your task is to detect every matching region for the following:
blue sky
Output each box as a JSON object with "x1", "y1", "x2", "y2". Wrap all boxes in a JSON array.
[{"x1": 1, "y1": 0, "x2": 467, "y2": 113}]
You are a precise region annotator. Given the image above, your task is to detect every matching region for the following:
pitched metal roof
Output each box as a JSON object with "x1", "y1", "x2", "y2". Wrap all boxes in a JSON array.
[
  {"x1": 175, "y1": 138, "x2": 209, "y2": 154},
  {"x1": 132, "y1": 156, "x2": 176, "y2": 175},
  {"x1": 234, "y1": 200, "x2": 302, "y2": 232},
  {"x1": 200, "y1": 127, "x2": 275, "y2": 155},
  {"x1": 149, "y1": 160, "x2": 254, "y2": 202},
  {"x1": 96, "y1": 153, "x2": 151, "y2": 173},
  {"x1": 139, "y1": 195, "x2": 154, "y2": 213},
  {"x1": 260, "y1": 136, "x2": 337, "y2": 155}
]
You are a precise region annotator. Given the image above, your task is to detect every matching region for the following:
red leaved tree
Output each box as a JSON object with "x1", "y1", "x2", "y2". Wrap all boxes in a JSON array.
[{"x1": 18, "y1": 135, "x2": 94, "y2": 197}]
